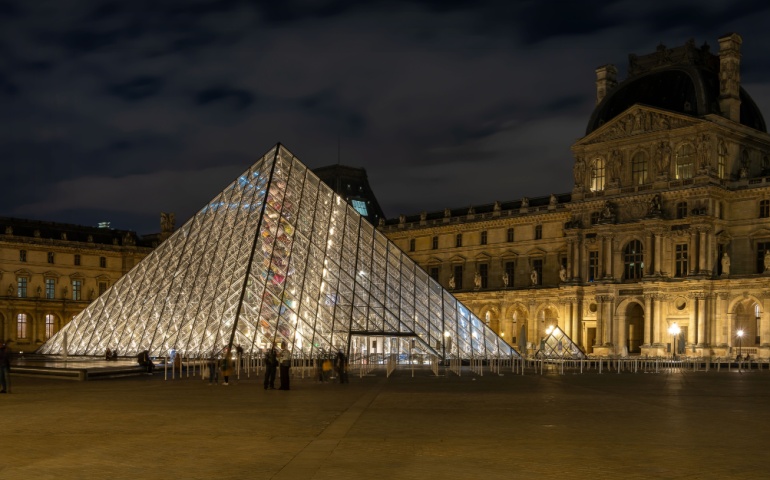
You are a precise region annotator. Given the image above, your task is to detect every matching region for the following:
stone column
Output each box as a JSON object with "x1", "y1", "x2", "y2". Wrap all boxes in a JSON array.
[
  {"x1": 654, "y1": 232, "x2": 662, "y2": 275},
  {"x1": 688, "y1": 296, "x2": 697, "y2": 346},
  {"x1": 698, "y1": 230, "x2": 707, "y2": 273},
  {"x1": 643, "y1": 294, "x2": 653, "y2": 346},
  {"x1": 572, "y1": 239, "x2": 581, "y2": 280},
  {"x1": 572, "y1": 298, "x2": 581, "y2": 344},
  {"x1": 689, "y1": 230, "x2": 698, "y2": 275},
  {"x1": 595, "y1": 296, "x2": 604, "y2": 346},
  {"x1": 717, "y1": 293, "x2": 729, "y2": 345},
  {"x1": 696, "y1": 294, "x2": 707, "y2": 346},
  {"x1": 706, "y1": 230, "x2": 715, "y2": 274},
  {"x1": 653, "y1": 295, "x2": 663, "y2": 344},
  {"x1": 761, "y1": 295, "x2": 770, "y2": 348},
  {"x1": 604, "y1": 236, "x2": 613, "y2": 279},
  {"x1": 603, "y1": 296, "x2": 614, "y2": 345}
]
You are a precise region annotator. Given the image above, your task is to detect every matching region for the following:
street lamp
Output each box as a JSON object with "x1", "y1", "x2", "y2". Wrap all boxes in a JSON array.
[
  {"x1": 737, "y1": 329, "x2": 744, "y2": 358},
  {"x1": 668, "y1": 323, "x2": 681, "y2": 359}
]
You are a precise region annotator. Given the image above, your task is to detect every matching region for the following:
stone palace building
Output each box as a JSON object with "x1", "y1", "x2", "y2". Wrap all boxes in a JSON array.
[{"x1": 380, "y1": 34, "x2": 770, "y2": 358}]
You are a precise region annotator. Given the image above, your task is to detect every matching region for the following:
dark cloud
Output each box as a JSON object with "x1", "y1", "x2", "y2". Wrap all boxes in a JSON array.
[{"x1": 1, "y1": 0, "x2": 770, "y2": 233}]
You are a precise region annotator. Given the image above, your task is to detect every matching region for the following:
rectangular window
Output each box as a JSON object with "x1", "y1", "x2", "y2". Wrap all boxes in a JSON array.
[
  {"x1": 453, "y1": 265, "x2": 463, "y2": 290},
  {"x1": 507, "y1": 228, "x2": 514, "y2": 243},
  {"x1": 72, "y1": 280, "x2": 82, "y2": 301},
  {"x1": 429, "y1": 267, "x2": 439, "y2": 283},
  {"x1": 100, "y1": 256, "x2": 107, "y2": 268},
  {"x1": 505, "y1": 261, "x2": 515, "y2": 288},
  {"x1": 532, "y1": 259, "x2": 543, "y2": 285},
  {"x1": 17, "y1": 277, "x2": 27, "y2": 298},
  {"x1": 675, "y1": 244, "x2": 688, "y2": 277},
  {"x1": 479, "y1": 263, "x2": 488, "y2": 288},
  {"x1": 45, "y1": 314, "x2": 55, "y2": 339},
  {"x1": 676, "y1": 202, "x2": 687, "y2": 219},
  {"x1": 760, "y1": 200, "x2": 770, "y2": 219},
  {"x1": 98, "y1": 281, "x2": 108, "y2": 296},
  {"x1": 432, "y1": 236, "x2": 438, "y2": 250},
  {"x1": 758, "y1": 242, "x2": 770, "y2": 274},
  {"x1": 535, "y1": 225, "x2": 542, "y2": 240},
  {"x1": 45, "y1": 278, "x2": 55, "y2": 299},
  {"x1": 480, "y1": 231, "x2": 487, "y2": 245},
  {"x1": 47, "y1": 252, "x2": 55, "y2": 264},
  {"x1": 74, "y1": 254, "x2": 81, "y2": 266},
  {"x1": 588, "y1": 251, "x2": 599, "y2": 282},
  {"x1": 17, "y1": 313, "x2": 27, "y2": 339},
  {"x1": 455, "y1": 234, "x2": 462, "y2": 248},
  {"x1": 19, "y1": 249, "x2": 27, "y2": 262},
  {"x1": 409, "y1": 239, "x2": 415, "y2": 252}
]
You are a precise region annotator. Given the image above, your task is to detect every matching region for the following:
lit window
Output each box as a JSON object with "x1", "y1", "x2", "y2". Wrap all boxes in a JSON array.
[
  {"x1": 72, "y1": 280, "x2": 82, "y2": 301},
  {"x1": 675, "y1": 244, "x2": 688, "y2": 277},
  {"x1": 590, "y1": 158, "x2": 605, "y2": 191},
  {"x1": 760, "y1": 200, "x2": 770, "y2": 218},
  {"x1": 623, "y1": 240, "x2": 644, "y2": 280},
  {"x1": 74, "y1": 254, "x2": 81, "y2": 266},
  {"x1": 480, "y1": 231, "x2": 487, "y2": 245},
  {"x1": 17, "y1": 277, "x2": 27, "y2": 298},
  {"x1": 717, "y1": 141, "x2": 727, "y2": 179},
  {"x1": 675, "y1": 144, "x2": 694, "y2": 179},
  {"x1": 632, "y1": 151, "x2": 648, "y2": 185},
  {"x1": 45, "y1": 278, "x2": 55, "y2": 299},
  {"x1": 45, "y1": 314, "x2": 55, "y2": 339},
  {"x1": 17, "y1": 313, "x2": 28, "y2": 339},
  {"x1": 351, "y1": 199, "x2": 368, "y2": 216}
]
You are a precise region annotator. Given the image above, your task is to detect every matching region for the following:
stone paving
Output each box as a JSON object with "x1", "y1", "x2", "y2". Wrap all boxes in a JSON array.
[{"x1": 2, "y1": 366, "x2": 770, "y2": 479}]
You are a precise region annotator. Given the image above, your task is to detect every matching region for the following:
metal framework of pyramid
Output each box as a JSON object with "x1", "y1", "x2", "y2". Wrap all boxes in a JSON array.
[
  {"x1": 534, "y1": 326, "x2": 586, "y2": 359},
  {"x1": 40, "y1": 144, "x2": 516, "y2": 361}
]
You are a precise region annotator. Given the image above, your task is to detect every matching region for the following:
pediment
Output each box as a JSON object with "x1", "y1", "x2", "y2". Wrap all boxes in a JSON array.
[
  {"x1": 474, "y1": 252, "x2": 492, "y2": 262},
  {"x1": 43, "y1": 270, "x2": 60, "y2": 279},
  {"x1": 426, "y1": 256, "x2": 443, "y2": 265},
  {"x1": 750, "y1": 228, "x2": 770, "y2": 240},
  {"x1": 525, "y1": 247, "x2": 547, "y2": 257},
  {"x1": 14, "y1": 268, "x2": 32, "y2": 276},
  {"x1": 449, "y1": 255, "x2": 466, "y2": 264},
  {"x1": 500, "y1": 250, "x2": 518, "y2": 260},
  {"x1": 576, "y1": 105, "x2": 702, "y2": 147}
]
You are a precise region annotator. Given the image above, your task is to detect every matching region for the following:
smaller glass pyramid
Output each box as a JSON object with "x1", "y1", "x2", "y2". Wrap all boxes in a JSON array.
[
  {"x1": 535, "y1": 326, "x2": 586, "y2": 359},
  {"x1": 40, "y1": 144, "x2": 518, "y2": 362}
]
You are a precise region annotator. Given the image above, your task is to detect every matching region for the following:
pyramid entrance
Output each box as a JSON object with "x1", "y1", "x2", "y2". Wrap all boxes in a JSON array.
[{"x1": 40, "y1": 144, "x2": 517, "y2": 362}]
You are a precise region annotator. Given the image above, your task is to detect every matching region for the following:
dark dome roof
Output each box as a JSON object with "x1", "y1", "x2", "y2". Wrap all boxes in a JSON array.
[{"x1": 586, "y1": 66, "x2": 766, "y2": 134}]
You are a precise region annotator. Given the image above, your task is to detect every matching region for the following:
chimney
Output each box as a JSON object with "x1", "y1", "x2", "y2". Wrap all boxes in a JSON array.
[
  {"x1": 595, "y1": 64, "x2": 618, "y2": 105},
  {"x1": 718, "y1": 33, "x2": 742, "y2": 122}
]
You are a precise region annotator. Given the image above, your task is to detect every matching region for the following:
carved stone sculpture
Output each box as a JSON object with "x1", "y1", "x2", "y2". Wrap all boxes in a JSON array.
[
  {"x1": 530, "y1": 269, "x2": 538, "y2": 286},
  {"x1": 502, "y1": 272, "x2": 509, "y2": 288},
  {"x1": 474, "y1": 271, "x2": 481, "y2": 289},
  {"x1": 721, "y1": 253, "x2": 731, "y2": 275},
  {"x1": 448, "y1": 275, "x2": 456, "y2": 290},
  {"x1": 559, "y1": 265, "x2": 567, "y2": 282}
]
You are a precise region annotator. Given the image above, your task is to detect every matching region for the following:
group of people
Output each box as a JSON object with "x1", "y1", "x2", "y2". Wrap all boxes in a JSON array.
[
  {"x1": 104, "y1": 348, "x2": 119, "y2": 361},
  {"x1": 263, "y1": 347, "x2": 292, "y2": 390},
  {"x1": 314, "y1": 350, "x2": 348, "y2": 384},
  {"x1": 207, "y1": 347, "x2": 235, "y2": 385}
]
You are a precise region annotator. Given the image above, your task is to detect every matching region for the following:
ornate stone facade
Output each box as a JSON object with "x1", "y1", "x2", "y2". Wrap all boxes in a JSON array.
[
  {"x1": 380, "y1": 34, "x2": 770, "y2": 358},
  {"x1": 0, "y1": 218, "x2": 154, "y2": 352}
]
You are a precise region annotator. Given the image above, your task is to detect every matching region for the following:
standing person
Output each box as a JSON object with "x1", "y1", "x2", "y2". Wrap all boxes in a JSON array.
[
  {"x1": 220, "y1": 348, "x2": 233, "y2": 385},
  {"x1": 263, "y1": 348, "x2": 277, "y2": 390},
  {"x1": 235, "y1": 344, "x2": 244, "y2": 372},
  {"x1": 208, "y1": 350, "x2": 219, "y2": 385},
  {"x1": 0, "y1": 343, "x2": 10, "y2": 393},
  {"x1": 335, "y1": 350, "x2": 348, "y2": 384},
  {"x1": 278, "y1": 347, "x2": 292, "y2": 390}
]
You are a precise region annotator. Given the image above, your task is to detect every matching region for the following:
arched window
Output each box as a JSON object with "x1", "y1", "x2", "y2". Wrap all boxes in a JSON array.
[
  {"x1": 632, "y1": 151, "x2": 648, "y2": 185},
  {"x1": 17, "y1": 313, "x2": 28, "y2": 339},
  {"x1": 675, "y1": 144, "x2": 695, "y2": 179},
  {"x1": 623, "y1": 240, "x2": 644, "y2": 280},
  {"x1": 45, "y1": 314, "x2": 56, "y2": 339},
  {"x1": 590, "y1": 158, "x2": 605, "y2": 192},
  {"x1": 717, "y1": 141, "x2": 727, "y2": 179}
]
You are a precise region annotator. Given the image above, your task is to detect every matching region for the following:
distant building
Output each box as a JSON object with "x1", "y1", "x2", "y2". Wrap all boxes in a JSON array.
[
  {"x1": 313, "y1": 164, "x2": 386, "y2": 225},
  {"x1": 0, "y1": 217, "x2": 155, "y2": 352},
  {"x1": 381, "y1": 34, "x2": 770, "y2": 358}
]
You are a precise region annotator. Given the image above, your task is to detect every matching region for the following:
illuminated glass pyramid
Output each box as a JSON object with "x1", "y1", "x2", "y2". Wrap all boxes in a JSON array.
[
  {"x1": 534, "y1": 326, "x2": 586, "y2": 359},
  {"x1": 40, "y1": 144, "x2": 516, "y2": 360}
]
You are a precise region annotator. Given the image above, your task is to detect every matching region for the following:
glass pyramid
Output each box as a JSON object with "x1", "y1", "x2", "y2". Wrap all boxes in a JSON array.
[
  {"x1": 534, "y1": 326, "x2": 586, "y2": 359},
  {"x1": 39, "y1": 145, "x2": 516, "y2": 361}
]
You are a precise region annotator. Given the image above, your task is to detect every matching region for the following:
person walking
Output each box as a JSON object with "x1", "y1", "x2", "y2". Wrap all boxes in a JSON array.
[
  {"x1": 263, "y1": 348, "x2": 277, "y2": 390},
  {"x1": 278, "y1": 347, "x2": 292, "y2": 390},
  {"x1": 0, "y1": 343, "x2": 11, "y2": 393},
  {"x1": 220, "y1": 348, "x2": 233, "y2": 385},
  {"x1": 335, "y1": 350, "x2": 348, "y2": 384}
]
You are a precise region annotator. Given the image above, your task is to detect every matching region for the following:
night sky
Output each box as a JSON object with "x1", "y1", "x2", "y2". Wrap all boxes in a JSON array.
[{"x1": 3, "y1": 1, "x2": 770, "y2": 234}]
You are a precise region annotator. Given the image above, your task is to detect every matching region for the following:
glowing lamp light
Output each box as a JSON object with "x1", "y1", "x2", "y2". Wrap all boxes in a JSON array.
[
  {"x1": 668, "y1": 323, "x2": 681, "y2": 336},
  {"x1": 737, "y1": 329, "x2": 744, "y2": 338},
  {"x1": 546, "y1": 325, "x2": 554, "y2": 335}
]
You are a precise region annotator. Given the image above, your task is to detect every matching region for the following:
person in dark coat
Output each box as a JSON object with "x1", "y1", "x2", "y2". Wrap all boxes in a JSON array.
[
  {"x1": 137, "y1": 349, "x2": 154, "y2": 373},
  {"x1": 0, "y1": 343, "x2": 11, "y2": 393},
  {"x1": 335, "y1": 350, "x2": 348, "y2": 384},
  {"x1": 278, "y1": 348, "x2": 292, "y2": 390},
  {"x1": 263, "y1": 348, "x2": 277, "y2": 390}
]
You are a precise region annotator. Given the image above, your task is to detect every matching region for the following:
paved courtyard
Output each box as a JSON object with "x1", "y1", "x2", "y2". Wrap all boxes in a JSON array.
[{"x1": 2, "y1": 366, "x2": 769, "y2": 479}]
